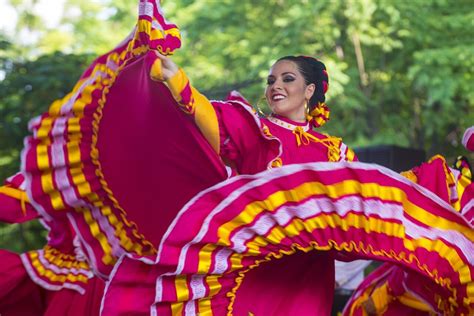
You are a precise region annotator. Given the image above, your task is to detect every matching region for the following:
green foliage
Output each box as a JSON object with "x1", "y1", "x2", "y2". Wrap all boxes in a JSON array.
[{"x1": 0, "y1": 220, "x2": 47, "y2": 252}]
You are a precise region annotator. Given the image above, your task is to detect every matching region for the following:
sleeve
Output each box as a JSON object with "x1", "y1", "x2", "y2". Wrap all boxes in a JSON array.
[{"x1": 164, "y1": 68, "x2": 222, "y2": 155}]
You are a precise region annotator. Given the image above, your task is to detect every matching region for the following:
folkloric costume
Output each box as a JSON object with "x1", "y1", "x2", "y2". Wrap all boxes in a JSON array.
[
  {"x1": 3, "y1": 0, "x2": 473, "y2": 315},
  {"x1": 0, "y1": 173, "x2": 104, "y2": 315}
]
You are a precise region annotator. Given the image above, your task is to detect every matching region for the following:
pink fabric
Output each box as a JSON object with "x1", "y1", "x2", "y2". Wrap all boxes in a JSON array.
[
  {"x1": 264, "y1": 116, "x2": 339, "y2": 163},
  {"x1": 209, "y1": 110, "x2": 352, "y2": 314},
  {"x1": 43, "y1": 277, "x2": 104, "y2": 316},
  {"x1": 97, "y1": 56, "x2": 228, "y2": 250},
  {"x1": 461, "y1": 183, "x2": 474, "y2": 223},
  {"x1": 13, "y1": 2, "x2": 473, "y2": 315},
  {"x1": 0, "y1": 250, "x2": 104, "y2": 316},
  {"x1": 462, "y1": 126, "x2": 474, "y2": 151},
  {"x1": 0, "y1": 173, "x2": 38, "y2": 223},
  {"x1": 213, "y1": 100, "x2": 281, "y2": 174},
  {"x1": 21, "y1": 0, "x2": 187, "y2": 277},
  {"x1": 233, "y1": 251, "x2": 335, "y2": 316},
  {"x1": 102, "y1": 162, "x2": 473, "y2": 315},
  {"x1": 0, "y1": 250, "x2": 47, "y2": 315},
  {"x1": 102, "y1": 256, "x2": 162, "y2": 315},
  {"x1": 410, "y1": 157, "x2": 452, "y2": 203},
  {"x1": 0, "y1": 191, "x2": 37, "y2": 223},
  {"x1": 344, "y1": 155, "x2": 474, "y2": 315}
]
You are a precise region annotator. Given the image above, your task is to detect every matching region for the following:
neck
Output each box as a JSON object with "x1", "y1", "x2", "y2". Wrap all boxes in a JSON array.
[
  {"x1": 291, "y1": 117, "x2": 306, "y2": 123},
  {"x1": 279, "y1": 108, "x2": 307, "y2": 123},
  {"x1": 271, "y1": 113, "x2": 307, "y2": 125}
]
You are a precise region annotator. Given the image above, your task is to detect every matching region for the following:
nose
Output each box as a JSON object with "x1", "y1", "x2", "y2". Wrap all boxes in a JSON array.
[{"x1": 271, "y1": 78, "x2": 283, "y2": 92}]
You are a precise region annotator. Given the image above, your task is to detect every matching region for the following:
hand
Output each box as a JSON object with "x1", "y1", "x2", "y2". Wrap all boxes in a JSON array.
[{"x1": 154, "y1": 51, "x2": 179, "y2": 80}]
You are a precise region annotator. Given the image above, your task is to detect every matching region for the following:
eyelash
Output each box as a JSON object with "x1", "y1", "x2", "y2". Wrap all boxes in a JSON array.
[{"x1": 266, "y1": 77, "x2": 295, "y2": 85}]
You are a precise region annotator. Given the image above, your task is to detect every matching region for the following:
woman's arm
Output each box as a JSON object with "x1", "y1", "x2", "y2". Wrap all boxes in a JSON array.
[
  {"x1": 148, "y1": 52, "x2": 281, "y2": 174},
  {"x1": 149, "y1": 52, "x2": 221, "y2": 154}
]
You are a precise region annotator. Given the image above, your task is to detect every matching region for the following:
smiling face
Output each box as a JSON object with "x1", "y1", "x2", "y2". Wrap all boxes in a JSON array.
[{"x1": 265, "y1": 60, "x2": 315, "y2": 122}]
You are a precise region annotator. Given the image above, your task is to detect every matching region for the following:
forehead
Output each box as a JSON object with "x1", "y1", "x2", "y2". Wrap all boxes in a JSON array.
[{"x1": 268, "y1": 60, "x2": 301, "y2": 76}]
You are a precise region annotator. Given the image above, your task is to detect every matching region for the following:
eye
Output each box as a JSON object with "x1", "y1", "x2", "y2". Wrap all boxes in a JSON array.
[
  {"x1": 266, "y1": 78, "x2": 275, "y2": 85},
  {"x1": 283, "y1": 76, "x2": 295, "y2": 83}
]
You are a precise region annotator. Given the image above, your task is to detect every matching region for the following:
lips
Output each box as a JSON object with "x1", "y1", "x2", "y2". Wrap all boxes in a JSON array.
[{"x1": 272, "y1": 94, "x2": 286, "y2": 101}]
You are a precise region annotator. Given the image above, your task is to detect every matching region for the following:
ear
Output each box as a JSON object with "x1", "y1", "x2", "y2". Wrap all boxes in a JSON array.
[{"x1": 305, "y1": 83, "x2": 316, "y2": 101}]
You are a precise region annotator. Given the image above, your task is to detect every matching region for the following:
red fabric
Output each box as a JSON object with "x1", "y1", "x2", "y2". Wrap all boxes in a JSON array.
[
  {"x1": 411, "y1": 157, "x2": 451, "y2": 203},
  {"x1": 97, "y1": 56, "x2": 228, "y2": 248},
  {"x1": 0, "y1": 250, "x2": 47, "y2": 315},
  {"x1": 0, "y1": 192, "x2": 38, "y2": 223},
  {"x1": 233, "y1": 251, "x2": 335, "y2": 316},
  {"x1": 44, "y1": 277, "x2": 104, "y2": 316}
]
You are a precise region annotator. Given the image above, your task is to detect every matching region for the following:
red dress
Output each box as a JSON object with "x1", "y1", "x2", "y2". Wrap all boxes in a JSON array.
[{"x1": 15, "y1": 2, "x2": 474, "y2": 315}]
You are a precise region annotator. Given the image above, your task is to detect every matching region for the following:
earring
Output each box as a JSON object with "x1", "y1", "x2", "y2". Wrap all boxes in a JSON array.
[
  {"x1": 305, "y1": 101, "x2": 313, "y2": 122},
  {"x1": 256, "y1": 95, "x2": 270, "y2": 117}
]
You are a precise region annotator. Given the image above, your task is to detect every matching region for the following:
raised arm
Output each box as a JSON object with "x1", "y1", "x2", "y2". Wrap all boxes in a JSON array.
[
  {"x1": 147, "y1": 52, "x2": 282, "y2": 175},
  {"x1": 148, "y1": 52, "x2": 221, "y2": 154}
]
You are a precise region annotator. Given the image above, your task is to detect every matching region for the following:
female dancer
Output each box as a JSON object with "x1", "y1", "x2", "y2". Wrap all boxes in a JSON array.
[
  {"x1": 143, "y1": 52, "x2": 357, "y2": 315},
  {"x1": 18, "y1": 1, "x2": 473, "y2": 314}
]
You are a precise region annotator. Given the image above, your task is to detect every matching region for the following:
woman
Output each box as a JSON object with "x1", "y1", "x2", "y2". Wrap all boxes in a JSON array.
[
  {"x1": 17, "y1": 2, "x2": 473, "y2": 314},
  {"x1": 144, "y1": 52, "x2": 357, "y2": 314}
]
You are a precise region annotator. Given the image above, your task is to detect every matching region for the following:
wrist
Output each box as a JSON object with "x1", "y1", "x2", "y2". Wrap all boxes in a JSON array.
[{"x1": 166, "y1": 68, "x2": 187, "y2": 98}]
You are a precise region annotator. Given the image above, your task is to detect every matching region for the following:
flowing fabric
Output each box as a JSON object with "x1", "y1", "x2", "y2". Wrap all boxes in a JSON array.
[
  {"x1": 21, "y1": 0, "x2": 227, "y2": 278},
  {"x1": 102, "y1": 162, "x2": 473, "y2": 315},
  {"x1": 0, "y1": 173, "x2": 104, "y2": 315},
  {"x1": 9, "y1": 1, "x2": 474, "y2": 315},
  {"x1": 343, "y1": 155, "x2": 474, "y2": 315}
]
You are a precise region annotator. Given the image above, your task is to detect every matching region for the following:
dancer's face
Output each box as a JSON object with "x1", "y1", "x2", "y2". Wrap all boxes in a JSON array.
[{"x1": 265, "y1": 60, "x2": 315, "y2": 122}]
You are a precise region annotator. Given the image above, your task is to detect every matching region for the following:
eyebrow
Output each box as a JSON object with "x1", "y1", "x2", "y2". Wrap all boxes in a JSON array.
[{"x1": 267, "y1": 72, "x2": 297, "y2": 78}]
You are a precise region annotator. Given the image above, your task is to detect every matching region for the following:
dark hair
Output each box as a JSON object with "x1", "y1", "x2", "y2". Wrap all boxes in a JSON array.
[{"x1": 276, "y1": 56, "x2": 328, "y2": 111}]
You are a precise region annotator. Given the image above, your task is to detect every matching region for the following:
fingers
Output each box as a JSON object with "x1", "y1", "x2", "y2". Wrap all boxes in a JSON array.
[
  {"x1": 151, "y1": 50, "x2": 179, "y2": 80},
  {"x1": 154, "y1": 50, "x2": 166, "y2": 60}
]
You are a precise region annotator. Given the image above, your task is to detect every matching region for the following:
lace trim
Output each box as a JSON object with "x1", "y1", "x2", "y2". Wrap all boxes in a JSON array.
[{"x1": 267, "y1": 116, "x2": 310, "y2": 132}]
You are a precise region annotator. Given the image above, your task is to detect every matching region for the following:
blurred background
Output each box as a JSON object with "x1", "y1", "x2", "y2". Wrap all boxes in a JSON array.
[{"x1": 0, "y1": 0, "x2": 473, "y2": 254}]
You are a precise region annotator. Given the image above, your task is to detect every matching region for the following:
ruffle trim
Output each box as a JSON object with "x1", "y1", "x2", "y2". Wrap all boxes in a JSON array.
[
  {"x1": 22, "y1": 0, "x2": 181, "y2": 275},
  {"x1": 211, "y1": 99, "x2": 283, "y2": 170},
  {"x1": 21, "y1": 245, "x2": 93, "y2": 294},
  {"x1": 226, "y1": 239, "x2": 460, "y2": 315},
  {"x1": 150, "y1": 162, "x2": 473, "y2": 315}
]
